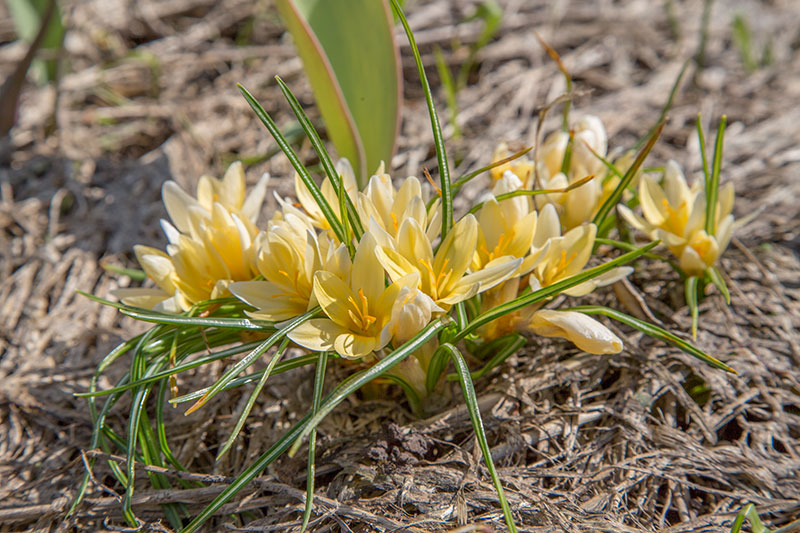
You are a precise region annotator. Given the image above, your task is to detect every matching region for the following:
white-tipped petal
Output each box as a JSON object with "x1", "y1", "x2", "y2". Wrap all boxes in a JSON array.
[{"x1": 529, "y1": 310, "x2": 623, "y2": 354}]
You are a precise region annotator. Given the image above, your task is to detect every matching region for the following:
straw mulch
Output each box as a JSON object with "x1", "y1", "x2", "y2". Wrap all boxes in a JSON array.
[{"x1": 1, "y1": 0, "x2": 799, "y2": 531}]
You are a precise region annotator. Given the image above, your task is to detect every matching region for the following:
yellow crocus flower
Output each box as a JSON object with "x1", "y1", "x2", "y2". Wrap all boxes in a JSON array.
[
  {"x1": 473, "y1": 172, "x2": 548, "y2": 276},
  {"x1": 357, "y1": 169, "x2": 441, "y2": 243},
  {"x1": 618, "y1": 160, "x2": 739, "y2": 277},
  {"x1": 113, "y1": 162, "x2": 269, "y2": 312},
  {"x1": 374, "y1": 214, "x2": 521, "y2": 311},
  {"x1": 230, "y1": 220, "x2": 348, "y2": 322},
  {"x1": 292, "y1": 158, "x2": 358, "y2": 233},
  {"x1": 490, "y1": 142, "x2": 534, "y2": 187},
  {"x1": 288, "y1": 233, "x2": 416, "y2": 359}
]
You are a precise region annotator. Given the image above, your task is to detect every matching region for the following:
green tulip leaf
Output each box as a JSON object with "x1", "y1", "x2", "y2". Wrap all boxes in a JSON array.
[{"x1": 275, "y1": 0, "x2": 402, "y2": 187}]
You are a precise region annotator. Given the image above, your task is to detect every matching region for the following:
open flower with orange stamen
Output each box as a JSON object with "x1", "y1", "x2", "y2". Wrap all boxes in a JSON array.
[
  {"x1": 113, "y1": 162, "x2": 269, "y2": 312},
  {"x1": 617, "y1": 160, "x2": 741, "y2": 277},
  {"x1": 373, "y1": 213, "x2": 522, "y2": 311},
  {"x1": 287, "y1": 233, "x2": 418, "y2": 359}
]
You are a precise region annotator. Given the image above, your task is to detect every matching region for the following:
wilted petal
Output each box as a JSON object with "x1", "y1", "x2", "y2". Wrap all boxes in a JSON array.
[{"x1": 529, "y1": 310, "x2": 623, "y2": 354}]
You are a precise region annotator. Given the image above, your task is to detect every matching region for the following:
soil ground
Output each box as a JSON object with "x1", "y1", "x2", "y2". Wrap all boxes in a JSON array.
[{"x1": 1, "y1": 0, "x2": 799, "y2": 531}]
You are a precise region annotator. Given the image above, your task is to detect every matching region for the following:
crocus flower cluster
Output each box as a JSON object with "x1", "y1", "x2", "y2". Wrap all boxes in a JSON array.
[
  {"x1": 492, "y1": 115, "x2": 612, "y2": 229},
  {"x1": 119, "y1": 157, "x2": 645, "y2": 390}
]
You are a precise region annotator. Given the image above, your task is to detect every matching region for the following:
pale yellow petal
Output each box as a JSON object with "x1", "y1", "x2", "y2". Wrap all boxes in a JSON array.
[
  {"x1": 456, "y1": 256, "x2": 522, "y2": 295},
  {"x1": 230, "y1": 281, "x2": 307, "y2": 322},
  {"x1": 162, "y1": 181, "x2": 205, "y2": 234},
  {"x1": 718, "y1": 182, "x2": 735, "y2": 220},
  {"x1": 135, "y1": 245, "x2": 176, "y2": 294},
  {"x1": 334, "y1": 332, "x2": 379, "y2": 359},
  {"x1": 533, "y1": 203, "x2": 561, "y2": 249},
  {"x1": 351, "y1": 233, "x2": 385, "y2": 305},
  {"x1": 679, "y1": 245, "x2": 707, "y2": 277},
  {"x1": 529, "y1": 310, "x2": 622, "y2": 354},
  {"x1": 639, "y1": 175, "x2": 668, "y2": 226},
  {"x1": 242, "y1": 172, "x2": 270, "y2": 223},
  {"x1": 397, "y1": 218, "x2": 434, "y2": 269},
  {"x1": 288, "y1": 319, "x2": 345, "y2": 352},
  {"x1": 434, "y1": 214, "x2": 478, "y2": 281},
  {"x1": 221, "y1": 161, "x2": 246, "y2": 209},
  {"x1": 617, "y1": 205, "x2": 654, "y2": 236},
  {"x1": 111, "y1": 288, "x2": 172, "y2": 310},
  {"x1": 375, "y1": 246, "x2": 419, "y2": 285},
  {"x1": 663, "y1": 160, "x2": 690, "y2": 208},
  {"x1": 313, "y1": 271, "x2": 359, "y2": 330}
]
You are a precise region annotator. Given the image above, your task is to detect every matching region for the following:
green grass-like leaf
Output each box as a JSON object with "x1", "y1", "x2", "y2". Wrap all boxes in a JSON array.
[
  {"x1": 183, "y1": 307, "x2": 319, "y2": 414},
  {"x1": 455, "y1": 241, "x2": 659, "y2": 341},
  {"x1": 686, "y1": 275, "x2": 700, "y2": 340},
  {"x1": 566, "y1": 305, "x2": 735, "y2": 373},
  {"x1": 707, "y1": 266, "x2": 731, "y2": 305},
  {"x1": 181, "y1": 321, "x2": 446, "y2": 533},
  {"x1": 448, "y1": 333, "x2": 527, "y2": 381},
  {"x1": 696, "y1": 114, "x2": 710, "y2": 189},
  {"x1": 275, "y1": 75, "x2": 364, "y2": 240},
  {"x1": 443, "y1": 342, "x2": 518, "y2": 532},
  {"x1": 633, "y1": 58, "x2": 690, "y2": 152},
  {"x1": 216, "y1": 338, "x2": 292, "y2": 461},
  {"x1": 289, "y1": 319, "x2": 446, "y2": 456},
  {"x1": 705, "y1": 115, "x2": 727, "y2": 235},
  {"x1": 301, "y1": 350, "x2": 329, "y2": 532},
  {"x1": 238, "y1": 84, "x2": 348, "y2": 244},
  {"x1": 169, "y1": 354, "x2": 322, "y2": 404},
  {"x1": 390, "y1": 0, "x2": 453, "y2": 240},
  {"x1": 593, "y1": 120, "x2": 665, "y2": 231}
]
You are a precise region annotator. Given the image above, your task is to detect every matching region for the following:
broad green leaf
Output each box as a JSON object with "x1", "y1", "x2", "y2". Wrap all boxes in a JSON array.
[{"x1": 275, "y1": 0, "x2": 402, "y2": 187}]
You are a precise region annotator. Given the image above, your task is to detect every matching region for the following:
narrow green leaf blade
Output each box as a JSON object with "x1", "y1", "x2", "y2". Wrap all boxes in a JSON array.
[
  {"x1": 301, "y1": 350, "x2": 329, "y2": 532},
  {"x1": 274, "y1": 75, "x2": 364, "y2": 238},
  {"x1": 707, "y1": 266, "x2": 731, "y2": 305},
  {"x1": 567, "y1": 305, "x2": 735, "y2": 373},
  {"x1": 390, "y1": 0, "x2": 454, "y2": 239},
  {"x1": 216, "y1": 338, "x2": 291, "y2": 461},
  {"x1": 289, "y1": 319, "x2": 446, "y2": 456},
  {"x1": 686, "y1": 276, "x2": 700, "y2": 340},
  {"x1": 705, "y1": 115, "x2": 727, "y2": 235},
  {"x1": 238, "y1": 84, "x2": 348, "y2": 243},
  {"x1": 444, "y1": 343, "x2": 518, "y2": 532},
  {"x1": 593, "y1": 120, "x2": 665, "y2": 230}
]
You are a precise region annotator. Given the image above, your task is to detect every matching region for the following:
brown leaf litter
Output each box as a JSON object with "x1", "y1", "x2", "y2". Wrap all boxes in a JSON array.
[{"x1": 1, "y1": 0, "x2": 799, "y2": 531}]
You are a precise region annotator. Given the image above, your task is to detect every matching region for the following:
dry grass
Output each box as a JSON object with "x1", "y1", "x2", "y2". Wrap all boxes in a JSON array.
[{"x1": 1, "y1": 0, "x2": 799, "y2": 531}]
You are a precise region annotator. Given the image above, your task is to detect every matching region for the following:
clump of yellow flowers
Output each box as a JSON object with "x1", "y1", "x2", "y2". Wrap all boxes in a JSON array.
[
  {"x1": 87, "y1": 38, "x2": 739, "y2": 530},
  {"x1": 121, "y1": 158, "x2": 644, "y2": 390}
]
